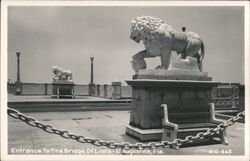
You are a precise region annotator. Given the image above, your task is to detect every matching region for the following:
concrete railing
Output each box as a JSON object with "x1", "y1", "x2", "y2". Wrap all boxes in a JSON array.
[
  {"x1": 7, "y1": 82, "x2": 132, "y2": 99},
  {"x1": 74, "y1": 85, "x2": 89, "y2": 96},
  {"x1": 7, "y1": 83, "x2": 16, "y2": 94},
  {"x1": 6, "y1": 82, "x2": 245, "y2": 105},
  {"x1": 22, "y1": 83, "x2": 48, "y2": 95}
]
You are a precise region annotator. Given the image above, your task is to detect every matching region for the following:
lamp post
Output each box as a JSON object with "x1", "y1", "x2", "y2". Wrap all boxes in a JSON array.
[
  {"x1": 90, "y1": 57, "x2": 94, "y2": 84},
  {"x1": 88, "y1": 57, "x2": 95, "y2": 96},
  {"x1": 15, "y1": 51, "x2": 22, "y2": 95},
  {"x1": 16, "y1": 51, "x2": 21, "y2": 82}
]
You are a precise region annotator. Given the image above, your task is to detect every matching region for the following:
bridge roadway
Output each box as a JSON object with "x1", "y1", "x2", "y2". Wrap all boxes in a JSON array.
[{"x1": 7, "y1": 94, "x2": 245, "y2": 156}]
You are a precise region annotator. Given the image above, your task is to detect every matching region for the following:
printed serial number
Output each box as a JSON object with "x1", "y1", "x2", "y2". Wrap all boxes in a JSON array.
[{"x1": 209, "y1": 149, "x2": 232, "y2": 154}]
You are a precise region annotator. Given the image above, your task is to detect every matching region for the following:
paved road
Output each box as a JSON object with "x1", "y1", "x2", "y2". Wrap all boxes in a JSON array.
[{"x1": 8, "y1": 110, "x2": 245, "y2": 156}]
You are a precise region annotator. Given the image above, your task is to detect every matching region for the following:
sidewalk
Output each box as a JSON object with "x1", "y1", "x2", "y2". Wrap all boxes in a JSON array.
[{"x1": 8, "y1": 110, "x2": 245, "y2": 155}]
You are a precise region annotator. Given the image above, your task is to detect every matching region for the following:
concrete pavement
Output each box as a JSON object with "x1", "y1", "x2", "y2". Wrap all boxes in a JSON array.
[
  {"x1": 8, "y1": 110, "x2": 245, "y2": 155},
  {"x1": 7, "y1": 94, "x2": 245, "y2": 155}
]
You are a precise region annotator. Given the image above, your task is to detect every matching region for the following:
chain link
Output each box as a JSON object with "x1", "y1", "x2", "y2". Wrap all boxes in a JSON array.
[{"x1": 7, "y1": 107, "x2": 245, "y2": 150}]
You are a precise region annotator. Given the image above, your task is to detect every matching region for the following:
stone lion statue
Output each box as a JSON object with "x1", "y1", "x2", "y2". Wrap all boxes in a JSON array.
[
  {"x1": 130, "y1": 16, "x2": 205, "y2": 71},
  {"x1": 52, "y1": 66, "x2": 73, "y2": 82}
]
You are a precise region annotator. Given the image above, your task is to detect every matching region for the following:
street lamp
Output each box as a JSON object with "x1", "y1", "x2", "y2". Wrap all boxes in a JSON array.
[
  {"x1": 90, "y1": 57, "x2": 94, "y2": 84},
  {"x1": 88, "y1": 57, "x2": 95, "y2": 96},
  {"x1": 16, "y1": 51, "x2": 21, "y2": 82},
  {"x1": 15, "y1": 51, "x2": 22, "y2": 95}
]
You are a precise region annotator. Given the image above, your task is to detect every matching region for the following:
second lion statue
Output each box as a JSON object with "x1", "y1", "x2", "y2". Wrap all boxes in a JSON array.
[
  {"x1": 130, "y1": 16, "x2": 205, "y2": 71},
  {"x1": 52, "y1": 66, "x2": 73, "y2": 82}
]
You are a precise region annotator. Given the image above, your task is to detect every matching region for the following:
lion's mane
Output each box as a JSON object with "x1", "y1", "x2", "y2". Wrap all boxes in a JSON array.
[{"x1": 131, "y1": 16, "x2": 173, "y2": 41}]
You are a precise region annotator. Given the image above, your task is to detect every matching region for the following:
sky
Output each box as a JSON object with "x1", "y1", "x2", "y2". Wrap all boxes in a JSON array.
[{"x1": 7, "y1": 5, "x2": 245, "y2": 85}]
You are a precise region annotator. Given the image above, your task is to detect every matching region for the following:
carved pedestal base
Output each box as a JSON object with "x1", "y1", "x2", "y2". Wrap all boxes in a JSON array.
[
  {"x1": 51, "y1": 81, "x2": 75, "y2": 99},
  {"x1": 126, "y1": 125, "x2": 163, "y2": 141},
  {"x1": 126, "y1": 79, "x2": 219, "y2": 141}
]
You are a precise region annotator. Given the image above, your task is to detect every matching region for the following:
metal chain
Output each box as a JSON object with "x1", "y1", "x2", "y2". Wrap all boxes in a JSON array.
[{"x1": 7, "y1": 107, "x2": 245, "y2": 150}]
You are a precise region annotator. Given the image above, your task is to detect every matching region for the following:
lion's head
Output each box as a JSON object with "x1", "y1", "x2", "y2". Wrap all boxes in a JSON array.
[
  {"x1": 130, "y1": 16, "x2": 167, "y2": 43},
  {"x1": 52, "y1": 66, "x2": 62, "y2": 75},
  {"x1": 130, "y1": 16, "x2": 174, "y2": 55}
]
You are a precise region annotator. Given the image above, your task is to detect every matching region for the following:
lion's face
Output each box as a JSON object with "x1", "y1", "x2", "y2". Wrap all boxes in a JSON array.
[
  {"x1": 51, "y1": 66, "x2": 61, "y2": 75},
  {"x1": 130, "y1": 30, "x2": 142, "y2": 43},
  {"x1": 130, "y1": 16, "x2": 173, "y2": 57},
  {"x1": 130, "y1": 35, "x2": 141, "y2": 43},
  {"x1": 53, "y1": 69, "x2": 60, "y2": 75}
]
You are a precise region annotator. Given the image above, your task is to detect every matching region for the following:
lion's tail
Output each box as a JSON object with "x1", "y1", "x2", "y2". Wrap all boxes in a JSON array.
[{"x1": 198, "y1": 40, "x2": 205, "y2": 71}]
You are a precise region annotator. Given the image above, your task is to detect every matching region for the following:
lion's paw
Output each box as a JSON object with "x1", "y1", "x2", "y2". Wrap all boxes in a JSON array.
[
  {"x1": 155, "y1": 65, "x2": 166, "y2": 70},
  {"x1": 131, "y1": 58, "x2": 146, "y2": 71}
]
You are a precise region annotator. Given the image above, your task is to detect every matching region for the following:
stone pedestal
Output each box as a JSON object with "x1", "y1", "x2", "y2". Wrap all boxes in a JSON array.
[
  {"x1": 15, "y1": 81, "x2": 22, "y2": 95},
  {"x1": 103, "y1": 84, "x2": 108, "y2": 97},
  {"x1": 96, "y1": 84, "x2": 101, "y2": 96},
  {"x1": 126, "y1": 70, "x2": 218, "y2": 141},
  {"x1": 112, "y1": 82, "x2": 122, "y2": 99},
  {"x1": 88, "y1": 83, "x2": 96, "y2": 96},
  {"x1": 51, "y1": 81, "x2": 75, "y2": 99}
]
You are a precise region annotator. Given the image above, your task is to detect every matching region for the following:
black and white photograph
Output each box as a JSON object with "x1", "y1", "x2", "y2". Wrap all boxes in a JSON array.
[{"x1": 1, "y1": 0, "x2": 249, "y2": 161}]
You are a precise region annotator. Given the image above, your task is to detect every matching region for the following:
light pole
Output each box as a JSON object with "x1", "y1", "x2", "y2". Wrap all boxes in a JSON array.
[
  {"x1": 88, "y1": 57, "x2": 95, "y2": 96},
  {"x1": 16, "y1": 51, "x2": 21, "y2": 82},
  {"x1": 90, "y1": 57, "x2": 94, "y2": 84},
  {"x1": 15, "y1": 51, "x2": 22, "y2": 95}
]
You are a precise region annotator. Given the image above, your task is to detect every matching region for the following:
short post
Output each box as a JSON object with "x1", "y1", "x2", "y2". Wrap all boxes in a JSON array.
[
  {"x1": 71, "y1": 88, "x2": 75, "y2": 99},
  {"x1": 96, "y1": 84, "x2": 100, "y2": 96},
  {"x1": 238, "y1": 85, "x2": 245, "y2": 123},
  {"x1": 15, "y1": 51, "x2": 22, "y2": 95},
  {"x1": 112, "y1": 82, "x2": 121, "y2": 99},
  {"x1": 103, "y1": 84, "x2": 108, "y2": 98},
  {"x1": 57, "y1": 88, "x2": 59, "y2": 99}
]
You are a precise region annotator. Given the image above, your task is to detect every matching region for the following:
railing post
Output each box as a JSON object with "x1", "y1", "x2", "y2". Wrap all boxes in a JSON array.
[
  {"x1": 103, "y1": 84, "x2": 108, "y2": 98},
  {"x1": 238, "y1": 85, "x2": 245, "y2": 122},
  {"x1": 96, "y1": 84, "x2": 100, "y2": 96},
  {"x1": 88, "y1": 83, "x2": 96, "y2": 96},
  {"x1": 15, "y1": 81, "x2": 22, "y2": 95},
  {"x1": 112, "y1": 82, "x2": 121, "y2": 99},
  {"x1": 44, "y1": 83, "x2": 48, "y2": 95}
]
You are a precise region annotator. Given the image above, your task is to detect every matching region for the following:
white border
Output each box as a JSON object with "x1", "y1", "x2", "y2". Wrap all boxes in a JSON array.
[
  {"x1": 1, "y1": 1, "x2": 249, "y2": 161},
  {"x1": 1, "y1": 0, "x2": 249, "y2": 6}
]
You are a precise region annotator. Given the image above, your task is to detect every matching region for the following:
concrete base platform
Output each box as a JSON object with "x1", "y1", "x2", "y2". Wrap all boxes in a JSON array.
[
  {"x1": 133, "y1": 69, "x2": 212, "y2": 81},
  {"x1": 126, "y1": 125, "x2": 163, "y2": 141},
  {"x1": 52, "y1": 81, "x2": 75, "y2": 99}
]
